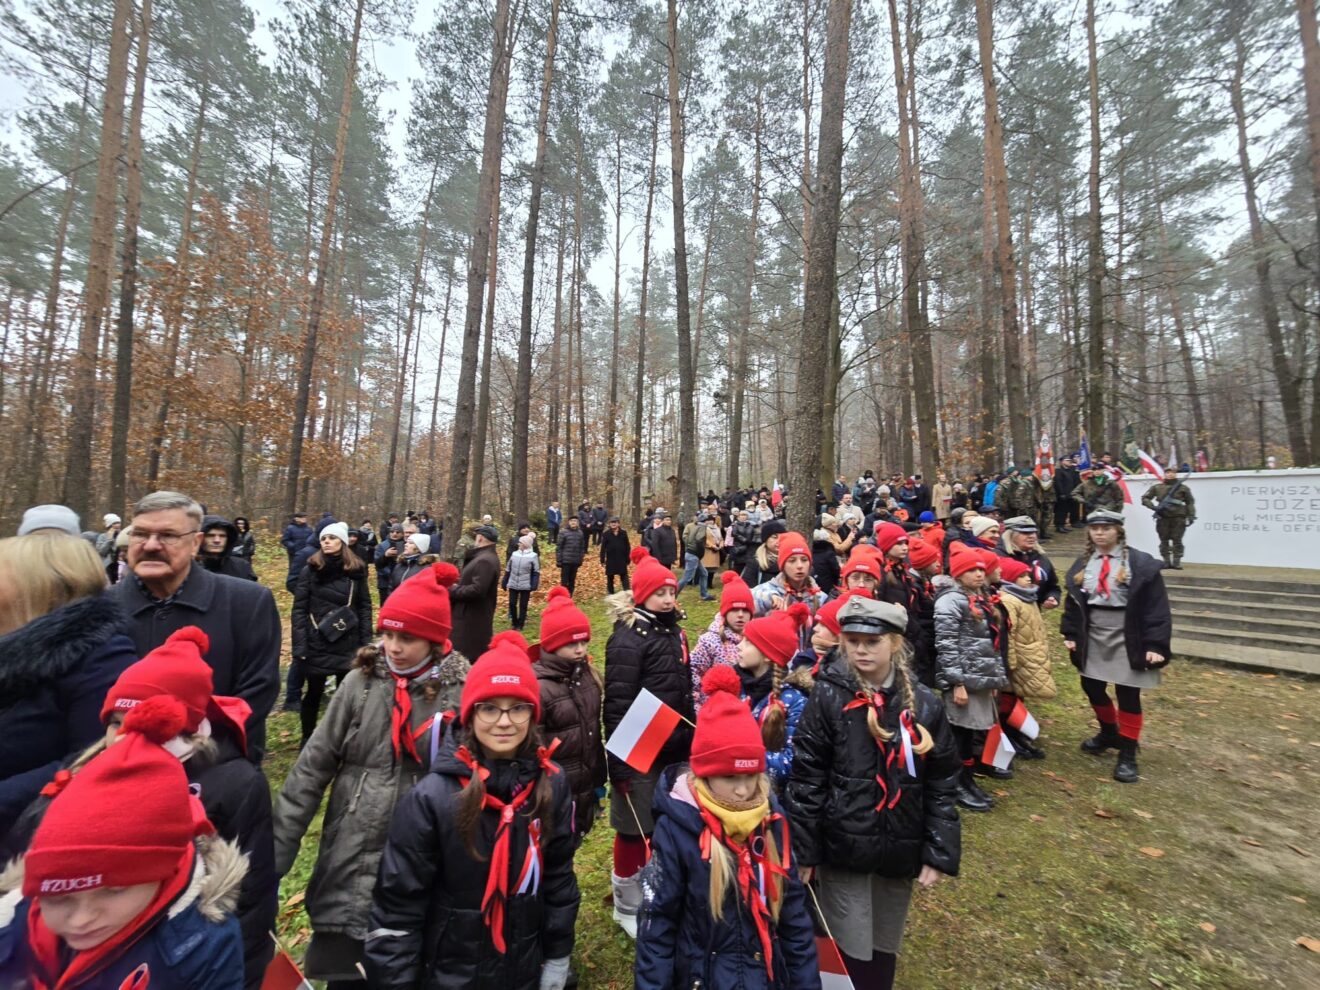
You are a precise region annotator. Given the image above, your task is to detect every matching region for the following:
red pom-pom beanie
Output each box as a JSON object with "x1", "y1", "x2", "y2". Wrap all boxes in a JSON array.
[
  {"x1": 24, "y1": 696, "x2": 211, "y2": 897},
  {"x1": 719, "y1": 570, "x2": 754, "y2": 617},
  {"x1": 743, "y1": 603, "x2": 811, "y2": 668},
  {"x1": 460, "y1": 631, "x2": 542, "y2": 725},
  {"x1": 101, "y1": 626, "x2": 212, "y2": 731},
  {"x1": 690, "y1": 666, "x2": 766, "y2": 777},
  {"x1": 378, "y1": 560, "x2": 459, "y2": 646},
  {"x1": 776, "y1": 532, "x2": 810, "y2": 571},
  {"x1": 631, "y1": 546, "x2": 677, "y2": 605},
  {"x1": 538, "y1": 586, "x2": 592, "y2": 653}
]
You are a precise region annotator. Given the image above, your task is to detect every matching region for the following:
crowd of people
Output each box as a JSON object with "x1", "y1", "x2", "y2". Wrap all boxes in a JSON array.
[{"x1": 0, "y1": 461, "x2": 1176, "y2": 989}]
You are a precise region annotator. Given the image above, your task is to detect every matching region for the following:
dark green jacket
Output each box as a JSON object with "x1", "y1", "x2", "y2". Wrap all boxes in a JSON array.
[{"x1": 1142, "y1": 481, "x2": 1195, "y2": 520}]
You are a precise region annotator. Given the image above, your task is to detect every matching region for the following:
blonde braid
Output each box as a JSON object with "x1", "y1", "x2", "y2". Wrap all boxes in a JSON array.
[
  {"x1": 761, "y1": 663, "x2": 788, "y2": 751},
  {"x1": 891, "y1": 638, "x2": 935, "y2": 756}
]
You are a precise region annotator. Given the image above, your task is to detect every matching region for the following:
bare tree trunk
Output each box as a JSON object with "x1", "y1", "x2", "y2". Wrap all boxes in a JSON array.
[
  {"x1": 1299, "y1": 0, "x2": 1320, "y2": 456},
  {"x1": 729, "y1": 87, "x2": 762, "y2": 491},
  {"x1": 441, "y1": 0, "x2": 515, "y2": 555},
  {"x1": 63, "y1": 0, "x2": 133, "y2": 515},
  {"x1": 573, "y1": 123, "x2": 589, "y2": 500},
  {"x1": 545, "y1": 203, "x2": 566, "y2": 502},
  {"x1": 384, "y1": 163, "x2": 438, "y2": 515},
  {"x1": 512, "y1": 0, "x2": 559, "y2": 522},
  {"x1": 284, "y1": 0, "x2": 365, "y2": 516},
  {"x1": 666, "y1": 0, "x2": 697, "y2": 516},
  {"x1": 1231, "y1": 33, "x2": 1310, "y2": 464},
  {"x1": 801, "y1": 0, "x2": 815, "y2": 286},
  {"x1": 1084, "y1": 0, "x2": 1106, "y2": 448},
  {"x1": 606, "y1": 132, "x2": 622, "y2": 511},
  {"x1": 425, "y1": 261, "x2": 455, "y2": 508},
  {"x1": 108, "y1": 0, "x2": 150, "y2": 513},
  {"x1": 631, "y1": 108, "x2": 660, "y2": 517},
  {"x1": 470, "y1": 167, "x2": 502, "y2": 512},
  {"x1": 788, "y1": 0, "x2": 851, "y2": 537}
]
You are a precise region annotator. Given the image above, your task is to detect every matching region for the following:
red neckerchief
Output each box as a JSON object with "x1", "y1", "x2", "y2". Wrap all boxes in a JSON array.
[
  {"x1": 453, "y1": 742, "x2": 561, "y2": 953},
  {"x1": 26, "y1": 846, "x2": 195, "y2": 990},
  {"x1": 389, "y1": 656, "x2": 441, "y2": 764},
  {"x1": 1096, "y1": 554, "x2": 1112, "y2": 598},
  {"x1": 693, "y1": 796, "x2": 790, "y2": 980},
  {"x1": 843, "y1": 691, "x2": 904, "y2": 812}
]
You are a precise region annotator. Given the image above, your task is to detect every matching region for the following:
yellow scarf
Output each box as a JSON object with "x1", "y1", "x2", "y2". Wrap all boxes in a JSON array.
[{"x1": 691, "y1": 776, "x2": 770, "y2": 844}]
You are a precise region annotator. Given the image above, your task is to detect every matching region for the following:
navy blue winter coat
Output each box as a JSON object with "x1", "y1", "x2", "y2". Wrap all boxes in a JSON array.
[
  {"x1": 0, "y1": 840, "x2": 245, "y2": 990},
  {"x1": 280, "y1": 520, "x2": 311, "y2": 556},
  {"x1": 0, "y1": 594, "x2": 136, "y2": 842},
  {"x1": 634, "y1": 764, "x2": 820, "y2": 990}
]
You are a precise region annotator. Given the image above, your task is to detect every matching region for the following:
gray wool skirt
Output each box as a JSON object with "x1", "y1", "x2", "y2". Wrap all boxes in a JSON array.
[
  {"x1": 816, "y1": 866, "x2": 915, "y2": 958},
  {"x1": 1083, "y1": 606, "x2": 1161, "y2": 690}
]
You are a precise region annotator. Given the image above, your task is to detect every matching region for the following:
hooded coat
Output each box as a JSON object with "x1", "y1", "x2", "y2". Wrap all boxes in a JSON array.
[
  {"x1": 0, "y1": 595, "x2": 137, "y2": 841},
  {"x1": 199, "y1": 516, "x2": 257, "y2": 582},
  {"x1": 272, "y1": 649, "x2": 469, "y2": 942},
  {"x1": 633, "y1": 765, "x2": 820, "y2": 990},
  {"x1": 364, "y1": 735, "x2": 579, "y2": 989},
  {"x1": 783, "y1": 660, "x2": 961, "y2": 879},
  {"x1": 0, "y1": 838, "x2": 247, "y2": 990}
]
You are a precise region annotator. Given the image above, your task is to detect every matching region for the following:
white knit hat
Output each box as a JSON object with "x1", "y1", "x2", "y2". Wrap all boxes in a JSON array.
[
  {"x1": 319, "y1": 522, "x2": 350, "y2": 547},
  {"x1": 970, "y1": 516, "x2": 1000, "y2": 538},
  {"x1": 408, "y1": 533, "x2": 431, "y2": 555}
]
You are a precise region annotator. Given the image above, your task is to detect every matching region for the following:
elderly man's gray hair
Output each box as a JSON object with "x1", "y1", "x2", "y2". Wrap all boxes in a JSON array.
[{"x1": 132, "y1": 490, "x2": 204, "y2": 528}]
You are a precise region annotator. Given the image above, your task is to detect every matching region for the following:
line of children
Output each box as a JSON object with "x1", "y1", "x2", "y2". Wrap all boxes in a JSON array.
[
  {"x1": 689, "y1": 570, "x2": 754, "y2": 709},
  {"x1": 273, "y1": 561, "x2": 469, "y2": 988},
  {"x1": 785, "y1": 595, "x2": 961, "y2": 989},
  {"x1": 0, "y1": 697, "x2": 247, "y2": 989},
  {"x1": 366, "y1": 631, "x2": 580, "y2": 989},
  {"x1": 635, "y1": 664, "x2": 820, "y2": 989}
]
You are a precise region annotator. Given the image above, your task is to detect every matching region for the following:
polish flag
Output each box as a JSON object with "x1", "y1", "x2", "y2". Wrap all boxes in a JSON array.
[
  {"x1": 816, "y1": 935, "x2": 856, "y2": 989},
  {"x1": 606, "y1": 689, "x2": 682, "y2": 774},
  {"x1": 1005, "y1": 699, "x2": 1040, "y2": 740},
  {"x1": 1135, "y1": 448, "x2": 1163, "y2": 477},
  {"x1": 262, "y1": 948, "x2": 315, "y2": 990},
  {"x1": 980, "y1": 724, "x2": 1016, "y2": 770}
]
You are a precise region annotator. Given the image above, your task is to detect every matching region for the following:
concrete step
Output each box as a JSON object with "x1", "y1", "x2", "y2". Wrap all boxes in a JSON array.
[
  {"x1": 1171, "y1": 625, "x2": 1320, "y2": 656},
  {"x1": 1170, "y1": 607, "x2": 1320, "y2": 638},
  {"x1": 1165, "y1": 586, "x2": 1320, "y2": 610},
  {"x1": 1168, "y1": 595, "x2": 1320, "y2": 625},
  {"x1": 1161, "y1": 574, "x2": 1320, "y2": 598},
  {"x1": 1173, "y1": 636, "x2": 1320, "y2": 677}
]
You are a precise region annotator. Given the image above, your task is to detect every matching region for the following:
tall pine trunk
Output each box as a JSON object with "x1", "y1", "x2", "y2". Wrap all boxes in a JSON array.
[
  {"x1": 729, "y1": 87, "x2": 762, "y2": 491},
  {"x1": 788, "y1": 0, "x2": 850, "y2": 537},
  {"x1": 606, "y1": 132, "x2": 622, "y2": 511},
  {"x1": 470, "y1": 167, "x2": 503, "y2": 512},
  {"x1": 631, "y1": 109, "x2": 660, "y2": 518},
  {"x1": 63, "y1": 0, "x2": 133, "y2": 515},
  {"x1": 1084, "y1": 0, "x2": 1106, "y2": 449},
  {"x1": 1299, "y1": 0, "x2": 1320, "y2": 455},
  {"x1": 284, "y1": 0, "x2": 365, "y2": 516},
  {"x1": 666, "y1": 0, "x2": 697, "y2": 515}
]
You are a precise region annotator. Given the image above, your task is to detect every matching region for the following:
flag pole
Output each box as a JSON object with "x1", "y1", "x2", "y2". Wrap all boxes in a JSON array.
[
  {"x1": 805, "y1": 880, "x2": 841, "y2": 946},
  {"x1": 623, "y1": 790, "x2": 653, "y2": 860}
]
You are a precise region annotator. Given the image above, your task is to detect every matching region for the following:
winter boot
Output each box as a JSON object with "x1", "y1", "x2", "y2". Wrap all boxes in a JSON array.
[
  {"x1": 964, "y1": 771, "x2": 996, "y2": 805},
  {"x1": 1171, "y1": 556, "x2": 1183, "y2": 570},
  {"x1": 1081, "y1": 723, "x2": 1120, "y2": 755},
  {"x1": 1160, "y1": 552, "x2": 1171, "y2": 569},
  {"x1": 1006, "y1": 726, "x2": 1046, "y2": 760},
  {"x1": 1114, "y1": 739, "x2": 1140, "y2": 783},
  {"x1": 973, "y1": 761, "x2": 1014, "y2": 780},
  {"x1": 955, "y1": 767, "x2": 993, "y2": 812},
  {"x1": 611, "y1": 872, "x2": 641, "y2": 938}
]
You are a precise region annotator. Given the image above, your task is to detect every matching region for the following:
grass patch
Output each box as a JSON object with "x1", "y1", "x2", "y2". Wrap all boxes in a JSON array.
[{"x1": 254, "y1": 537, "x2": 1320, "y2": 988}]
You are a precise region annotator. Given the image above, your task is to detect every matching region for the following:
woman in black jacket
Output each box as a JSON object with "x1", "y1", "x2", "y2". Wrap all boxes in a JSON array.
[
  {"x1": 785, "y1": 595, "x2": 960, "y2": 989},
  {"x1": 232, "y1": 516, "x2": 257, "y2": 559},
  {"x1": 366, "y1": 632, "x2": 579, "y2": 990},
  {"x1": 555, "y1": 517, "x2": 588, "y2": 595},
  {"x1": 602, "y1": 548, "x2": 695, "y2": 938},
  {"x1": 291, "y1": 522, "x2": 373, "y2": 744},
  {"x1": 1061, "y1": 510, "x2": 1171, "y2": 784}
]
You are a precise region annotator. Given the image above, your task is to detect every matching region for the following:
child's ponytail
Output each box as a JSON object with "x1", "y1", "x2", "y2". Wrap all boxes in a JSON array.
[{"x1": 760, "y1": 663, "x2": 788, "y2": 751}]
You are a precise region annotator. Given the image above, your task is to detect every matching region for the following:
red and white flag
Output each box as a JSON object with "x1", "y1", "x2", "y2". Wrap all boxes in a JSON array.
[
  {"x1": 605, "y1": 689, "x2": 682, "y2": 774},
  {"x1": 1005, "y1": 699, "x2": 1040, "y2": 740},
  {"x1": 1033, "y1": 432, "x2": 1054, "y2": 489},
  {"x1": 1135, "y1": 447, "x2": 1163, "y2": 477},
  {"x1": 262, "y1": 948, "x2": 314, "y2": 990},
  {"x1": 980, "y1": 724, "x2": 1016, "y2": 770},
  {"x1": 816, "y1": 934, "x2": 856, "y2": 989}
]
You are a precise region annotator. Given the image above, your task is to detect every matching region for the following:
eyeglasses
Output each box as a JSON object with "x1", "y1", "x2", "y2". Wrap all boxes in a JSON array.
[
  {"x1": 127, "y1": 529, "x2": 199, "y2": 547},
  {"x1": 473, "y1": 702, "x2": 535, "y2": 726}
]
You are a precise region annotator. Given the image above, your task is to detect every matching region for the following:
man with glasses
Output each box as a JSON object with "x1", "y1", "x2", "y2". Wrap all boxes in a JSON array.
[{"x1": 109, "y1": 490, "x2": 281, "y2": 761}]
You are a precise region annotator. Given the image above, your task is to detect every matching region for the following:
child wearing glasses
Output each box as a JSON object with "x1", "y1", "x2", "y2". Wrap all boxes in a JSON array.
[
  {"x1": 273, "y1": 562, "x2": 471, "y2": 990},
  {"x1": 366, "y1": 631, "x2": 580, "y2": 990}
]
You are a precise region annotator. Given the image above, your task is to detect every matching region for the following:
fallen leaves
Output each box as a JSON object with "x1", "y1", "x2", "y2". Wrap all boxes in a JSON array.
[
  {"x1": 1094, "y1": 808, "x2": 1116, "y2": 819},
  {"x1": 1029, "y1": 814, "x2": 1046, "y2": 823},
  {"x1": 1296, "y1": 937, "x2": 1320, "y2": 954},
  {"x1": 1132, "y1": 809, "x2": 1155, "y2": 820},
  {"x1": 1288, "y1": 896, "x2": 1308, "y2": 905},
  {"x1": 1287, "y1": 844, "x2": 1312, "y2": 859},
  {"x1": 284, "y1": 891, "x2": 305, "y2": 907},
  {"x1": 1240, "y1": 837, "x2": 1264, "y2": 848},
  {"x1": 1198, "y1": 922, "x2": 1217, "y2": 934},
  {"x1": 1139, "y1": 847, "x2": 1166, "y2": 859}
]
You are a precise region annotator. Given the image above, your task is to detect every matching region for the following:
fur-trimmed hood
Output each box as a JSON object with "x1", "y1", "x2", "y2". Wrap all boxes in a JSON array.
[
  {"x1": 0, "y1": 594, "x2": 129, "y2": 699},
  {"x1": 603, "y1": 591, "x2": 685, "y2": 630},
  {"x1": 358, "y1": 642, "x2": 471, "y2": 688},
  {"x1": 1, "y1": 834, "x2": 246, "y2": 929}
]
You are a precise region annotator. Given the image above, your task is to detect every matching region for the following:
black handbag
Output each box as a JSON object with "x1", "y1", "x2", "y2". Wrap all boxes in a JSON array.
[{"x1": 315, "y1": 580, "x2": 358, "y2": 643}]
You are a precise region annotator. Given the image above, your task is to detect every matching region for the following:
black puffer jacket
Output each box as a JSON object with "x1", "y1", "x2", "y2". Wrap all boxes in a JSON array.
[
  {"x1": 1061, "y1": 545, "x2": 1172, "y2": 672},
  {"x1": 365, "y1": 736, "x2": 580, "y2": 989},
  {"x1": 533, "y1": 652, "x2": 606, "y2": 839},
  {"x1": 602, "y1": 594, "x2": 695, "y2": 784},
  {"x1": 877, "y1": 567, "x2": 931, "y2": 668},
  {"x1": 811, "y1": 536, "x2": 840, "y2": 594},
  {"x1": 290, "y1": 555, "x2": 373, "y2": 676},
  {"x1": 555, "y1": 525, "x2": 587, "y2": 566},
  {"x1": 784, "y1": 660, "x2": 961, "y2": 878}
]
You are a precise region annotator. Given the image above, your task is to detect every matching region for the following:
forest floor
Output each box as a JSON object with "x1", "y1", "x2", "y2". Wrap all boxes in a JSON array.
[{"x1": 253, "y1": 538, "x2": 1320, "y2": 990}]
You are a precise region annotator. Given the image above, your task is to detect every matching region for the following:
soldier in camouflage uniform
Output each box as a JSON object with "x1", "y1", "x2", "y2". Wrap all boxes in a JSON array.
[
  {"x1": 1141, "y1": 466, "x2": 1196, "y2": 569},
  {"x1": 1073, "y1": 470, "x2": 1124, "y2": 516},
  {"x1": 1025, "y1": 470, "x2": 1052, "y2": 540}
]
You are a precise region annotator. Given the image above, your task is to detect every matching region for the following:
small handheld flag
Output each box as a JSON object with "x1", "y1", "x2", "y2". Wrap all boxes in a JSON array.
[
  {"x1": 1005, "y1": 699, "x2": 1040, "y2": 740},
  {"x1": 815, "y1": 934, "x2": 856, "y2": 989},
  {"x1": 605, "y1": 689, "x2": 683, "y2": 774},
  {"x1": 981, "y1": 724, "x2": 1016, "y2": 770},
  {"x1": 262, "y1": 946, "x2": 315, "y2": 990}
]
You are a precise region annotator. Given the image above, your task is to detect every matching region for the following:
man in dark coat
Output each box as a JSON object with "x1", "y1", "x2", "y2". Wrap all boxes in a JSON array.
[
  {"x1": 449, "y1": 526, "x2": 501, "y2": 661},
  {"x1": 199, "y1": 515, "x2": 257, "y2": 581},
  {"x1": 599, "y1": 516, "x2": 632, "y2": 594},
  {"x1": 1053, "y1": 457, "x2": 1081, "y2": 532},
  {"x1": 643, "y1": 512, "x2": 678, "y2": 568},
  {"x1": 280, "y1": 512, "x2": 310, "y2": 561},
  {"x1": 374, "y1": 523, "x2": 408, "y2": 602},
  {"x1": 109, "y1": 491, "x2": 281, "y2": 761}
]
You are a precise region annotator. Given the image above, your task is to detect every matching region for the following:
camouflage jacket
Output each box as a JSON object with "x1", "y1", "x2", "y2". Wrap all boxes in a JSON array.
[
  {"x1": 1141, "y1": 481, "x2": 1195, "y2": 520},
  {"x1": 1074, "y1": 477, "x2": 1124, "y2": 513}
]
